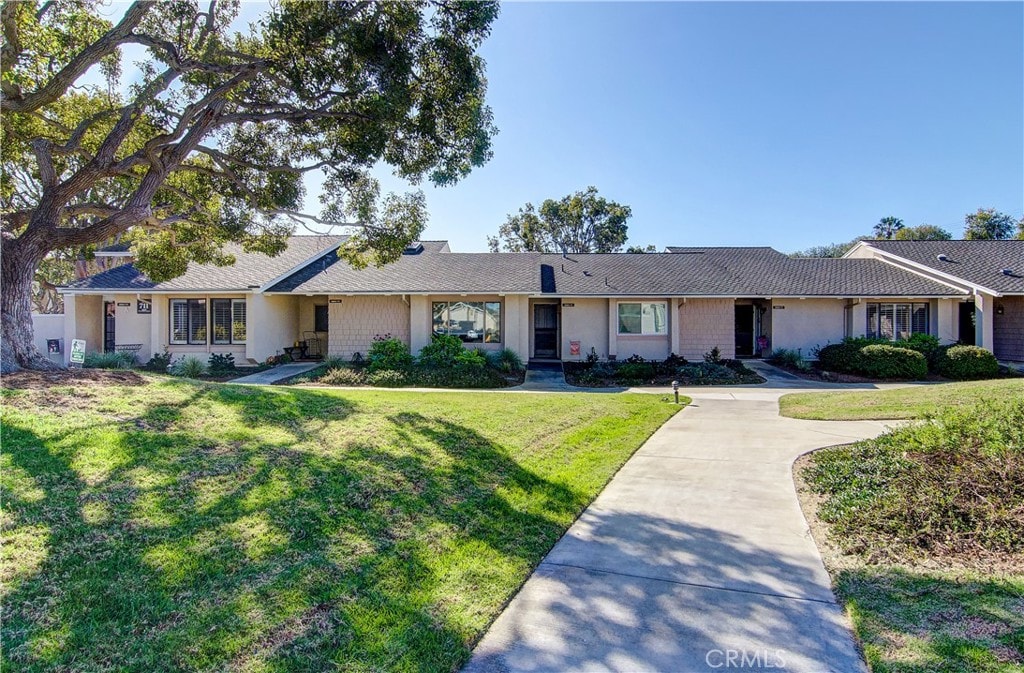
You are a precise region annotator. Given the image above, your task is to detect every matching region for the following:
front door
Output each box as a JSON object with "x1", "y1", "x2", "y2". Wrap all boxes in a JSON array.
[
  {"x1": 735, "y1": 305, "x2": 754, "y2": 357},
  {"x1": 103, "y1": 301, "x2": 116, "y2": 353},
  {"x1": 958, "y1": 301, "x2": 976, "y2": 345},
  {"x1": 534, "y1": 304, "x2": 558, "y2": 358}
]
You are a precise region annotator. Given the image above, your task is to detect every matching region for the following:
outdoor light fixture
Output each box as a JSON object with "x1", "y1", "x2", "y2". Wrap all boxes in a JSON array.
[
  {"x1": 672, "y1": 380, "x2": 680, "y2": 405},
  {"x1": 997, "y1": 305, "x2": 1005, "y2": 315}
]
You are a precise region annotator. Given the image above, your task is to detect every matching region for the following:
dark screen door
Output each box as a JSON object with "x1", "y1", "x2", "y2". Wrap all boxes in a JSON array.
[
  {"x1": 534, "y1": 304, "x2": 558, "y2": 358},
  {"x1": 735, "y1": 305, "x2": 754, "y2": 357},
  {"x1": 103, "y1": 301, "x2": 116, "y2": 352}
]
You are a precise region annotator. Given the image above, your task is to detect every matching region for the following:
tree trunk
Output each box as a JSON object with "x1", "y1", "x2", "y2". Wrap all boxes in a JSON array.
[{"x1": 1, "y1": 239, "x2": 62, "y2": 373}]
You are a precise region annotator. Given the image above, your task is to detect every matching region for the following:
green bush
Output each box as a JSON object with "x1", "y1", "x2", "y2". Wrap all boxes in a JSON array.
[
  {"x1": 367, "y1": 335, "x2": 413, "y2": 372},
  {"x1": 207, "y1": 352, "x2": 236, "y2": 375},
  {"x1": 678, "y1": 363, "x2": 737, "y2": 380},
  {"x1": 365, "y1": 369, "x2": 408, "y2": 387},
  {"x1": 413, "y1": 364, "x2": 507, "y2": 389},
  {"x1": 939, "y1": 345, "x2": 999, "y2": 380},
  {"x1": 320, "y1": 367, "x2": 366, "y2": 386},
  {"x1": 767, "y1": 348, "x2": 807, "y2": 370},
  {"x1": 172, "y1": 355, "x2": 206, "y2": 378},
  {"x1": 84, "y1": 351, "x2": 136, "y2": 369},
  {"x1": 417, "y1": 334, "x2": 466, "y2": 368},
  {"x1": 454, "y1": 348, "x2": 486, "y2": 368},
  {"x1": 615, "y1": 362, "x2": 655, "y2": 381},
  {"x1": 486, "y1": 348, "x2": 525, "y2": 374},
  {"x1": 803, "y1": 398, "x2": 1024, "y2": 557},
  {"x1": 703, "y1": 346, "x2": 723, "y2": 364},
  {"x1": 858, "y1": 344, "x2": 928, "y2": 380},
  {"x1": 144, "y1": 349, "x2": 172, "y2": 372}
]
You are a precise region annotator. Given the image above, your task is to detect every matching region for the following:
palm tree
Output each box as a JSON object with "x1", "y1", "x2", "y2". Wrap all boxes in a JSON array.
[{"x1": 874, "y1": 216, "x2": 905, "y2": 239}]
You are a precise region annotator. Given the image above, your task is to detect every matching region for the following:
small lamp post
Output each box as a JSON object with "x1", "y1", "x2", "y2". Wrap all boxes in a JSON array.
[{"x1": 672, "y1": 380, "x2": 680, "y2": 405}]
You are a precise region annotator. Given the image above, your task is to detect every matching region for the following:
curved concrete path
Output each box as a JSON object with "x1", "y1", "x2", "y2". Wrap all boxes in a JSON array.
[{"x1": 465, "y1": 383, "x2": 892, "y2": 673}]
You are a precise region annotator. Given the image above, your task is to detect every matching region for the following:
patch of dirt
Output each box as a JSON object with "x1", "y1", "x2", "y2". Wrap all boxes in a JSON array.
[{"x1": 1, "y1": 368, "x2": 145, "y2": 390}]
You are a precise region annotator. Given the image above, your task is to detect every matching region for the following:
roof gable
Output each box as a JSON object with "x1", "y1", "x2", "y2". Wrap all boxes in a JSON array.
[{"x1": 864, "y1": 240, "x2": 1024, "y2": 294}]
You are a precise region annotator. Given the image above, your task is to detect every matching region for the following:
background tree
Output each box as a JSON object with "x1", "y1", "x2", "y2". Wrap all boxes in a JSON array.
[
  {"x1": 1, "y1": 0, "x2": 499, "y2": 371},
  {"x1": 873, "y1": 216, "x2": 904, "y2": 239},
  {"x1": 488, "y1": 187, "x2": 631, "y2": 253},
  {"x1": 626, "y1": 244, "x2": 657, "y2": 253},
  {"x1": 1017, "y1": 216, "x2": 1024, "y2": 240},
  {"x1": 790, "y1": 237, "x2": 869, "y2": 258},
  {"x1": 892, "y1": 224, "x2": 953, "y2": 241},
  {"x1": 963, "y1": 208, "x2": 1016, "y2": 240}
]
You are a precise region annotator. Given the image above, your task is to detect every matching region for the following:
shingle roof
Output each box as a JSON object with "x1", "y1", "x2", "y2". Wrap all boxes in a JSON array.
[
  {"x1": 267, "y1": 248, "x2": 964, "y2": 297},
  {"x1": 64, "y1": 235, "x2": 347, "y2": 291},
  {"x1": 865, "y1": 240, "x2": 1024, "y2": 294}
]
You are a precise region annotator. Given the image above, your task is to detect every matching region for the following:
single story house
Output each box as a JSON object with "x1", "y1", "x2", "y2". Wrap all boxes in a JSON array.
[{"x1": 47, "y1": 237, "x2": 1022, "y2": 366}]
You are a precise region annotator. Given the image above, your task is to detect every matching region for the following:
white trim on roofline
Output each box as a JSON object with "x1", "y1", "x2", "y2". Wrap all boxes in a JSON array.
[
  {"x1": 254, "y1": 240, "x2": 346, "y2": 293},
  {"x1": 845, "y1": 241, "x2": 996, "y2": 296}
]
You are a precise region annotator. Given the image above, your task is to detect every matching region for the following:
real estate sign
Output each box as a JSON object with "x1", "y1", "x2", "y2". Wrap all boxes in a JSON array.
[{"x1": 70, "y1": 339, "x2": 87, "y2": 364}]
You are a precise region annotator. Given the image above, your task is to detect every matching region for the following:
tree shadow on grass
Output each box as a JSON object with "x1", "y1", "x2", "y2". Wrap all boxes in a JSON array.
[
  {"x1": 1, "y1": 383, "x2": 601, "y2": 672},
  {"x1": 832, "y1": 566, "x2": 1024, "y2": 673}
]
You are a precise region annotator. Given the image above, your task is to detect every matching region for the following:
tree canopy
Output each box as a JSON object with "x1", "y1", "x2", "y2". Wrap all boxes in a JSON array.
[
  {"x1": 0, "y1": 0, "x2": 500, "y2": 370},
  {"x1": 963, "y1": 208, "x2": 1016, "y2": 240},
  {"x1": 892, "y1": 224, "x2": 953, "y2": 241},
  {"x1": 487, "y1": 187, "x2": 632, "y2": 253},
  {"x1": 872, "y1": 216, "x2": 904, "y2": 240}
]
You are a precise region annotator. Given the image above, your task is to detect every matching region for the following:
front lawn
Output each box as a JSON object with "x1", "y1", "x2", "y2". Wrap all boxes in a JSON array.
[
  {"x1": 1, "y1": 373, "x2": 681, "y2": 671},
  {"x1": 795, "y1": 397, "x2": 1024, "y2": 672},
  {"x1": 779, "y1": 378, "x2": 1024, "y2": 420}
]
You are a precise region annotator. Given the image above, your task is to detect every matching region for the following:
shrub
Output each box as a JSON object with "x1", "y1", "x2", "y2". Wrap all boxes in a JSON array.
[
  {"x1": 455, "y1": 348, "x2": 487, "y2": 368},
  {"x1": 486, "y1": 348, "x2": 525, "y2": 374},
  {"x1": 615, "y1": 362, "x2": 655, "y2": 381},
  {"x1": 803, "y1": 398, "x2": 1024, "y2": 557},
  {"x1": 365, "y1": 369, "x2": 408, "y2": 387},
  {"x1": 320, "y1": 367, "x2": 366, "y2": 386},
  {"x1": 703, "y1": 346, "x2": 723, "y2": 364},
  {"x1": 585, "y1": 347, "x2": 600, "y2": 365},
  {"x1": 678, "y1": 362, "x2": 737, "y2": 381},
  {"x1": 207, "y1": 352, "x2": 236, "y2": 375},
  {"x1": 84, "y1": 351, "x2": 135, "y2": 369},
  {"x1": 939, "y1": 345, "x2": 999, "y2": 380},
  {"x1": 417, "y1": 334, "x2": 465, "y2": 368},
  {"x1": 858, "y1": 344, "x2": 927, "y2": 380},
  {"x1": 350, "y1": 352, "x2": 364, "y2": 366},
  {"x1": 144, "y1": 349, "x2": 172, "y2": 372},
  {"x1": 767, "y1": 348, "x2": 806, "y2": 370},
  {"x1": 367, "y1": 335, "x2": 413, "y2": 372},
  {"x1": 172, "y1": 355, "x2": 207, "y2": 378},
  {"x1": 414, "y1": 364, "x2": 507, "y2": 389},
  {"x1": 622, "y1": 353, "x2": 647, "y2": 364},
  {"x1": 657, "y1": 353, "x2": 688, "y2": 375}
]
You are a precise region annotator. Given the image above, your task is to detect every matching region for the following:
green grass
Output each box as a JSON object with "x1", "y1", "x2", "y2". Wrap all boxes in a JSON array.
[
  {"x1": 1, "y1": 375, "x2": 682, "y2": 671},
  {"x1": 837, "y1": 567, "x2": 1024, "y2": 673},
  {"x1": 779, "y1": 378, "x2": 1024, "y2": 420}
]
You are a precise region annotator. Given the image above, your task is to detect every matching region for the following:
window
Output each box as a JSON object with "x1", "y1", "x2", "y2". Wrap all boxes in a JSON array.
[
  {"x1": 866, "y1": 302, "x2": 929, "y2": 340},
  {"x1": 432, "y1": 301, "x2": 502, "y2": 343},
  {"x1": 211, "y1": 299, "x2": 246, "y2": 344},
  {"x1": 170, "y1": 299, "x2": 207, "y2": 345},
  {"x1": 618, "y1": 302, "x2": 668, "y2": 335},
  {"x1": 314, "y1": 305, "x2": 328, "y2": 332}
]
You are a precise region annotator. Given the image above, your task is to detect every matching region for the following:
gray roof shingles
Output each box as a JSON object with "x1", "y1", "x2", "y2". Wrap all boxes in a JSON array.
[
  {"x1": 65, "y1": 238, "x2": 966, "y2": 298},
  {"x1": 65, "y1": 235, "x2": 347, "y2": 291},
  {"x1": 267, "y1": 248, "x2": 964, "y2": 297},
  {"x1": 867, "y1": 240, "x2": 1024, "y2": 294}
]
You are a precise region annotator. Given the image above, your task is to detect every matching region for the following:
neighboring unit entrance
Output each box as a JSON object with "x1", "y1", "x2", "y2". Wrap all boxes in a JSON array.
[
  {"x1": 735, "y1": 305, "x2": 755, "y2": 357},
  {"x1": 958, "y1": 301, "x2": 976, "y2": 346},
  {"x1": 534, "y1": 304, "x2": 558, "y2": 358},
  {"x1": 103, "y1": 301, "x2": 116, "y2": 353}
]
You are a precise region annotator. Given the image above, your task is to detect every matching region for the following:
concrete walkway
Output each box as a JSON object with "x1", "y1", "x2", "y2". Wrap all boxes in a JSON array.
[
  {"x1": 465, "y1": 384, "x2": 893, "y2": 673},
  {"x1": 228, "y1": 361, "x2": 321, "y2": 385}
]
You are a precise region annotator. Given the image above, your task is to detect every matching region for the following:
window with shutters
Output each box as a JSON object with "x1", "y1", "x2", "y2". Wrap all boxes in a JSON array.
[
  {"x1": 866, "y1": 302, "x2": 929, "y2": 341},
  {"x1": 211, "y1": 299, "x2": 246, "y2": 344},
  {"x1": 170, "y1": 299, "x2": 208, "y2": 345}
]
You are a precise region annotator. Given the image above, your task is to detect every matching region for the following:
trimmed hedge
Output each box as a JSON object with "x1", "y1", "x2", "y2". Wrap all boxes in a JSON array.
[
  {"x1": 858, "y1": 345, "x2": 928, "y2": 380},
  {"x1": 939, "y1": 345, "x2": 999, "y2": 381}
]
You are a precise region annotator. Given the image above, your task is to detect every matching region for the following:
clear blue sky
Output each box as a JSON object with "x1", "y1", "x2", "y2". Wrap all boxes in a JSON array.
[
  {"x1": 363, "y1": 1, "x2": 1023, "y2": 252},
  {"x1": 108, "y1": 1, "x2": 1023, "y2": 252}
]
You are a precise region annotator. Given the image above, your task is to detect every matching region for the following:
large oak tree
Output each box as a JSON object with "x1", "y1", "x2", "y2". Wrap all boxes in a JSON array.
[{"x1": 1, "y1": 0, "x2": 498, "y2": 371}]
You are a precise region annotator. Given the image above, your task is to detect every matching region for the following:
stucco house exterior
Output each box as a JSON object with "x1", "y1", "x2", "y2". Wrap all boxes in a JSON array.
[{"x1": 44, "y1": 236, "x2": 1022, "y2": 366}]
